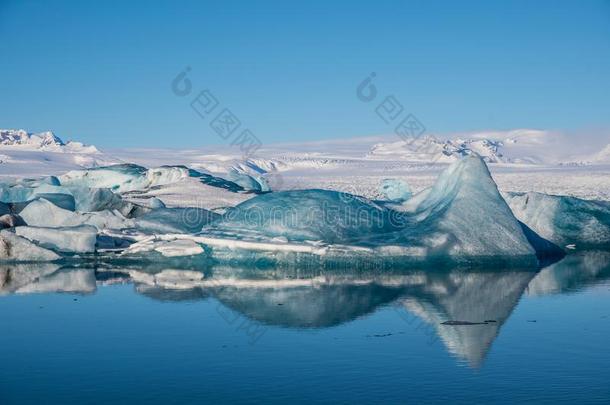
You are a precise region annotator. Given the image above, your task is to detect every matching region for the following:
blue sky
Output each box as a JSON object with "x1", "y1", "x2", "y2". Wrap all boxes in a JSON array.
[{"x1": 1, "y1": 0, "x2": 609, "y2": 147}]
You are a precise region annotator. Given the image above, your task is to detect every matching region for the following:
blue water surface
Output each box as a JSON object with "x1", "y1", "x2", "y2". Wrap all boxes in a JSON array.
[{"x1": 1, "y1": 252, "x2": 609, "y2": 404}]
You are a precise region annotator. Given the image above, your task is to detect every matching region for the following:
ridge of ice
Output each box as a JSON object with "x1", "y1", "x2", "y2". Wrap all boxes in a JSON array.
[{"x1": 506, "y1": 191, "x2": 610, "y2": 249}]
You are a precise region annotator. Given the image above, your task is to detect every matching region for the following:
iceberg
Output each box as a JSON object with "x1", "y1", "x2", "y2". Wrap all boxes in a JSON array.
[
  {"x1": 506, "y1": 192, "x2": 610, "y2": 249},
  {"x1": 123, "y1": 156, "x2": 559, "y2": 265},
  {"x1": 392, "y1": 156, "x2": 551, "y2": 258}
]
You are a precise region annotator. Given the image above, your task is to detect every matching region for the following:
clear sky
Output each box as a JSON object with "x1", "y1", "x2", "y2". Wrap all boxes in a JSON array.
[{"x1": 1, "y1": 0, "x2": 609, "y2": 148}]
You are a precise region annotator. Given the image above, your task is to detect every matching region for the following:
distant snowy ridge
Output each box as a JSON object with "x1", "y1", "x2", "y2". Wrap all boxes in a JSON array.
[
  {"x1": 366, "y1": 130, "x2": 556, "y2": 164},
  {"x1": 0, "y1": 129, "x2": 99, "y2": 153},
  {"x1": 367, "y1": 136, "x2": 508, "y2": 163},
  {"x1": 366, "y1": 129, "x2": 610, "y2": 166}
]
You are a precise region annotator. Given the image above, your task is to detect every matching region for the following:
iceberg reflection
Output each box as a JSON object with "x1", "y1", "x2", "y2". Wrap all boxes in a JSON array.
[{"x1": 2, "y1": 252, "x2": 609, "y2": 367}]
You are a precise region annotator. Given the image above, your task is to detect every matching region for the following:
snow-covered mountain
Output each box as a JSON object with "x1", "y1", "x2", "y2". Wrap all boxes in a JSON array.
[
  {"x1": 1, "y1": 127, "x2": 608, "y2": 185},
  {"x1": 0, "y1": 129, "x2": 99, "y2": 153},
  {"x1": 366, "y1": 129, "x2": 564, "y2": 164},
  {"x1": 0, "y1": 129, "x2": 117, "y2": 177}
]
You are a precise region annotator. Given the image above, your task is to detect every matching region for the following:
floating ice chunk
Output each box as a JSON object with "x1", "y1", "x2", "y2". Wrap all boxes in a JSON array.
[
  {"x1": 66, "y1": 186, "x2": 128, "y2": 212},
  {"x1": 19, "y1": 198, "x2": 75, "y2": 227},
  {"x1": 379, "y1": 179, "x2": 412, "y2": 202},
  {"x1": 0, "y1": 230, "x2": 60, "y2": 262},
  {"x1": 506, "y1": 192, "x2": 610, "y2": 249},
  {"x1": 15, "y1": 225, "x2": 98, "y2": 253}
]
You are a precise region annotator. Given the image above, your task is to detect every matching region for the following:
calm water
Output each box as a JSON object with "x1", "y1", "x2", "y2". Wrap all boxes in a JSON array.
[{"x1": 1, "y1": 252, "x2": 610, "y2": 404}]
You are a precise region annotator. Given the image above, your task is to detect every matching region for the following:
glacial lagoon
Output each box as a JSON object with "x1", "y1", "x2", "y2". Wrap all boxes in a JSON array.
[{"x1": 1, "y1": 251, "x2": 609, "y2": 404}]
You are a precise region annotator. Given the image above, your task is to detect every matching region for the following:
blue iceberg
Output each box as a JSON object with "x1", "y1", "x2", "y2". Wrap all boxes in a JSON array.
[{"x1": 506, "y1": 191, "x2": 610, "y2": 249}]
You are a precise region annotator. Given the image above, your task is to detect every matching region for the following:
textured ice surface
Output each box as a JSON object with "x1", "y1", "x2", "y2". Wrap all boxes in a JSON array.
[
  {"x1": 66, "y1": 186, "x2": 130, "y2": 212},
  {"x1": 1, "y1": 181, "x2": 130, "y2": 213},
  {"x1": 135, "y1": 207, "x2": 219, "y2": 234},
  {"x1": 506, "y1": 192, "x2": 610, "y2": 249},
  {"x1": 226, "y1": 169, "x2": 269, "y2": 192},
  {"x1": 59, "y1": 164, "x2": 246, "y2": 194},
  {"x1": 15, "y1": 225, "x2": 98, "y2": 253},
  {"x1": 0, "y1": 182, "x2": 68, "y2": 203},
  {"x1": 210, "y1": 189, "x2": 399, "y2": 244},
  {"x1": 395, "y1": 156, "x2": 538, "y2": 257},
  {"x1": 0, "y1": 230, "x2": 60, "y2": 261},
  {"x1": 19, "y1": 198, "x2": 132, "y2": 230}
]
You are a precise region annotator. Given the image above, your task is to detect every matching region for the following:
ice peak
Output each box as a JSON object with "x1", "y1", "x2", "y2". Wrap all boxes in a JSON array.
[
  {"x1": 0, "y1": 128, "x2": 99, "y2": 154},
  {"x1": 0, "y1": 129, "x2": 65, "y2": 148}
]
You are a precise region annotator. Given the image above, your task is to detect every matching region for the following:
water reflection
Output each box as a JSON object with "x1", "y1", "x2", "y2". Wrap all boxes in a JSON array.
[
  {"x1": 1, "y1": 251, "x2": 609, "y2": 367},
  {"x1": 527, "y1": 251, "x2": 610, "y2": 296}
]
